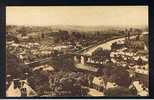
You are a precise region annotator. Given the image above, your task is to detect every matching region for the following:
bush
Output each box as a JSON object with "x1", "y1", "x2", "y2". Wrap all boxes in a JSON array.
[{"x1": 104, "y1": 87, "x2": 134, "y2": 96}]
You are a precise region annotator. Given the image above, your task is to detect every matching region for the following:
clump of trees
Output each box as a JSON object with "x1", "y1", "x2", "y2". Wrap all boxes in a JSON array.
[
  {"x1": 50, "y1": 55, "x2": 76, "y2": 71},
  {"x1": 28, "y1": 71, "x2": 89, "y2": 96},
  {"x1": 6, "y1": 52, "x2": 30, "y2": 79},
  {"x1": 28, "y1": 71, "x2": 50, "y2": 96},
  {"x1": 92, "y1": 48, "x2": 111, "y2": 62},
  {"x1": 110, "y1": 67, "x2": 131, "y2": 88},
  {"x1": 98, "y1": 65, "x2": 132, "y2": 88},
  {"x1": 104, "y1": 87, "x2": 135, "y2": 96},
  {"x1": 91, "y1": 47, "x2": 132, "y2": 88},
  {"x1": 48, "y1": 71, "x2": 89, "y2": 96},
  {"x1": 111, "y1": 42, "x2": 126, "y2": 51}
]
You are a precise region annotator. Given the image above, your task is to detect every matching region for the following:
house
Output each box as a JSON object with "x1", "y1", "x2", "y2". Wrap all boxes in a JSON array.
[
  {"x1": 27, "y1": 32, "x2": 42, "y2": 39},
  {"x1": 130, "y1": 81, "x2": 149, "y2": 96},
  {"x1": 6, "y1": 79, "x2": 37, "y2": 97},
  {"x1": 33, "y1": 64, "x2": 54, "y2": 72},
  {"x1": 142, "y1": 32, "x2": 148, "y2": 35},
  {"x1": 87, "y1": 87, "x2": 104, "y2": 96},
  {"x1": 105, "y1": 82, "x2": 118, "y2": 90},
  {"x1": 53, "y1": 45, "x2": 68, "y2": 51},
  {"x1": 75, "y1": 63, "x2": 98, "y2": 72},
  {"x1": 92, "y1": 76, "x2": 105, "y2": 91}
]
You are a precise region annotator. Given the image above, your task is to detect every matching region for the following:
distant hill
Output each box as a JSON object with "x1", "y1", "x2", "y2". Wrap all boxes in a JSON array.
[
  {"x1": 48, "y1": 25, "x2": 148, "y2": 32},
  {"x1": 6, "y1": 24, "x2": 148, "y2": 34}
]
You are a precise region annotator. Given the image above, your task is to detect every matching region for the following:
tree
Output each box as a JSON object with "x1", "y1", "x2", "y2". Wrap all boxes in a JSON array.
[
  {"x1": 92, "y1": 48, "x2": 111, "y2": 62},
  {"x1": 48, "y1": 71, "x2": 89, "y2": 96},
  {"x1": 59, "y1": 30, "x2": 70, "y2": 42},
  {"x1": 110, "y1": 67, "x2": 131, "y2": 88},
  {"x1": 17, "y1": 26, "x2": 29, "y2": 36},
  {"x1": 104, "y1": 87, "x2": 134, "y2": 96},
  {"x1": 6, "y1": 52, "x2": 29, "y2": 79},
  {"x1": 28, "y1": 71, "x2": 50, "y2": 96},
  {"x1": 51, "y1": 55, "x2": 76, "y2": 71}
]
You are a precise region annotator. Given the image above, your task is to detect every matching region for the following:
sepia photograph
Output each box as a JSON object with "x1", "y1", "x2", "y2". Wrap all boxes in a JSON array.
[{"x1": 6, "y1": 6, "x2": 149, "y2": 97}]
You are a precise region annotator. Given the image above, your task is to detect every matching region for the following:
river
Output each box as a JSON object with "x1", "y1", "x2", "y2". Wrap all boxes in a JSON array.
[{"x1": 82, "y1": 35, "x2": 137, "y2": 55}]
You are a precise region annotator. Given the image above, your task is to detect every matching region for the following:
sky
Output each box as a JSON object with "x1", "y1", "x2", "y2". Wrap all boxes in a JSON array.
[{"x1": 6, "y1": 6, "x2": 148, "y2": 26}]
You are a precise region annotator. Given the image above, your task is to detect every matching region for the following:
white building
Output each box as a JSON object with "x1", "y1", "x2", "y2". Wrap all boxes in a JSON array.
[{"x1": 7, "y1": 79, "x2": 37, "y2": 97}]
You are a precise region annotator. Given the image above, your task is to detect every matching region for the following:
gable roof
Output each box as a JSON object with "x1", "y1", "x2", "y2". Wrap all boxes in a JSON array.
[{"x1": 7, "y1": 79, "x2": 37, "y2": 97}]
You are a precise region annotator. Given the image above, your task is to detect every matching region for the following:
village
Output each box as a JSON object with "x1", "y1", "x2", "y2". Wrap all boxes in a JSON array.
[{"x1": 6, "y1": 25, "x2": 149, "y2": 97}]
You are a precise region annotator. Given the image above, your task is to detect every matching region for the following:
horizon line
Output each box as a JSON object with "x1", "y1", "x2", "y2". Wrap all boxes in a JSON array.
[{"x1": 6, "y1": 24, "x2": 148, "y2": 27}]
